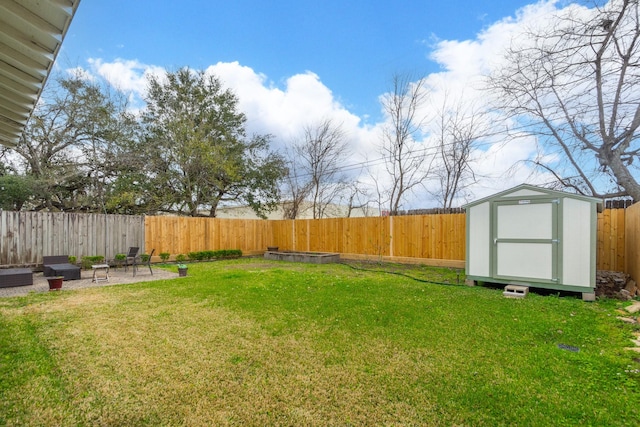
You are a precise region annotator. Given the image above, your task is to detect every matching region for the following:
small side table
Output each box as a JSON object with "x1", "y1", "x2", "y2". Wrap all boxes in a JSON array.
[{"x1": 91, "y1": 264, "x2": 110, "y2": 282}]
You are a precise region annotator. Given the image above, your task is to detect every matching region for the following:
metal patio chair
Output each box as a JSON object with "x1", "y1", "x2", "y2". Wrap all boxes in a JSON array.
[{"x1": 124, "y1": 247, "x2": 139, "y2": 273}]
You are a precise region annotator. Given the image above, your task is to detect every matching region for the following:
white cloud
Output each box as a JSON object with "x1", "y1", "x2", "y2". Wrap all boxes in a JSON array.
[
  {"x1": 87, "y1": 58, "x2": 164, "y2": 101},
  {"x1": 205, "y1": 62, "x2": 367, "y2": 149}
]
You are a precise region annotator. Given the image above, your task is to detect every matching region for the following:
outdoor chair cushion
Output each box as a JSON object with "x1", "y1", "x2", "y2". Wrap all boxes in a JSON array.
[{"x1": 43, "y1": 255, "x2": 81, "y2": 281}]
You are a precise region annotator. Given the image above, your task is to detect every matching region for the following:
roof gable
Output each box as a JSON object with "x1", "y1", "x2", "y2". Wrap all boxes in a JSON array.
[{"x1": 463, "y1": 184, "x2": 603, "y2": 209}]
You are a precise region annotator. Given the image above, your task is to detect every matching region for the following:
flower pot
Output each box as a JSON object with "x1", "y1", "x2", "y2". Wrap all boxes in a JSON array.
[
  {"x1": 46, "y1": 276, "x2": 63, "y2": 291},
  {"x1": 178, "y1": 267, "x2": 188, "y2": 277}
]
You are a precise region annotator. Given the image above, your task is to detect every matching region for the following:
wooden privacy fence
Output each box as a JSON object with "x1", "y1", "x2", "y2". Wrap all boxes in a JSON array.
[
  {"x1": 144, "y1": 214, "x2": 467, "y2": 265},
  {"x1": 0, "y1": 210, "x2": 144, "y2": 266},
  {"x1": 0, "y1": 208, "x2": 634, "y2": 274}
]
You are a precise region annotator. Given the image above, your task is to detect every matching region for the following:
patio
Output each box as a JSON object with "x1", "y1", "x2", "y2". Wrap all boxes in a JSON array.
[{"x1": 0, "y1": 266, "x2": 179, "y2": 298}]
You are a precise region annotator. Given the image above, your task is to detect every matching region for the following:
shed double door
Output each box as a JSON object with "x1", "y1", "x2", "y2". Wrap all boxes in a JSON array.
[{"x1": 492, "y1": 199, "x2": 559, "y2": 284}]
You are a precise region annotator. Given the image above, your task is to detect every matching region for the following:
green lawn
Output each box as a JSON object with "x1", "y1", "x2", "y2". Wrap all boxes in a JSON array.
[{"x1": 1, "y1": 258, "x2": 638, "y2": 426}]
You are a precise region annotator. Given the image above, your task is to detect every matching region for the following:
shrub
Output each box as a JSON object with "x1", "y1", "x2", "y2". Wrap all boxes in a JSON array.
[
  {"x1": 81, "y1": 255, "x2": 105, "y2": 270},
  {"x1": 68, "y1": 255, "x2": 77, "y2": 264},
  {"x1": 188, "y1": 252, "x2": 204, "y2": 261},
  {"x1": 159, "y1": 252, "x2": 170, "y2": 262},
  {"x1": 114, "y1": 253, "x2": 126, "y2": 261},
  {"x1": 140, "y1": 253, "x2": 150, "y2": 262},
  {"x1": 175, "y1": 254, "x2": 187, "y2": 263}
]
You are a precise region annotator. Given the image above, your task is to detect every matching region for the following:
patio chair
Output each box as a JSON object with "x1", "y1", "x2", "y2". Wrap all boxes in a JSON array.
[
  {"x1": 124, "y1": 247, "x2": 139, "y2": 273},
  {"x1": 135, "y1": 249, "x2": 155, "y2": 277}
]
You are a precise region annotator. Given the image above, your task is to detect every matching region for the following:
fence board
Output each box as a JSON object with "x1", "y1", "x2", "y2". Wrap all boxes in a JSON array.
[
  {"x1": 625, "y1": 203, "x2": 640, "y2": 281},
  {"x1": 596, "y1": 208, "x2": 626, "y2": 272}
]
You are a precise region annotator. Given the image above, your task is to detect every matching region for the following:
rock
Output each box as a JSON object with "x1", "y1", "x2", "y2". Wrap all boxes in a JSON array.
[
  {"x1": 596, "y1": 270, "x2": 633, "y2": 299},
  {"x1": 617, "y1": 316, "x2": 638, "y2": 324},
  {"x1": 625, "y1": 279, "x2": 638, "y2": 296},
  {"x1": 625, "y1": 302, "x2": 640, "y2": 314}
]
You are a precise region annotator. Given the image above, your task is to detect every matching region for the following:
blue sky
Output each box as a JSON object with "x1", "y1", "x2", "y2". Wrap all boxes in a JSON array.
[{"x1": 61, "y1": 0, "x2": 535, "y2": 121}]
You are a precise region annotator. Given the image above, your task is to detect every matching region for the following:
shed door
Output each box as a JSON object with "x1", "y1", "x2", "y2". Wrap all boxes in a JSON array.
[{"x1": 492, "y1": 199, "x2": 558, "y2": 283}]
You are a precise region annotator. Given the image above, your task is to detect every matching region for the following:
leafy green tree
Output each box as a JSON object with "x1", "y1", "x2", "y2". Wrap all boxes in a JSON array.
[
  {"x1": 0, "y1": 174, "x2": 36, "y2": 210},
  {"x1": 13, "y1": 74, "x2": 137, "y2": 212},
  {"x1": 142, "y1": 67, "x2": 286, "y2": 217}
]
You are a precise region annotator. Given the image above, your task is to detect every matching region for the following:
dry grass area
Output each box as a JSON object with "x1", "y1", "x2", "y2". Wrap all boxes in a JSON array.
[
  {"x1": 8, "y1": 291, "x2": 438, "y2": 425},
  {"x1": 1, "y1": 259, "x2": 639, "y2": 426}
]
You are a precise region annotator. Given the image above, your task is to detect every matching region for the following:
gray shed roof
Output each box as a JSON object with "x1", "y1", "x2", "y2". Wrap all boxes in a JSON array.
[
  {"x1": 462, "y1": 184, "x2": 603, "y2": 209},
  {"x1": 0, "y1": 0, "x2": 82, "y2": 147}
]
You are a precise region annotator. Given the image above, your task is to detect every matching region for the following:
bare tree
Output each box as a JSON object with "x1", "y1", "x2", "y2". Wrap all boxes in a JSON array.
[
  {"x1": 341, "y1": 180, "x2": 374, "y2": 217},
  {"x1": 286, "y1": 119, "x2": 350, "y2": 219},
  {"x1": 377, "y1": 73, "x2": 433, "y2": 215},
  {"x1": 281, "y1": 157, "x2": 312, "y2": 219},
  {"x1": 430, "y1": 94, "x2": 483, "y2": 208},
  {"x1": 488, "y1": 0, "x2": 640, "y2": 201}
]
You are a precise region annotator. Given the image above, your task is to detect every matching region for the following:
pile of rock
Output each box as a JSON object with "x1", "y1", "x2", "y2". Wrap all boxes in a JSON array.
[{"x1": 596, "y1": 270, "x2": 638, "y2": 300}]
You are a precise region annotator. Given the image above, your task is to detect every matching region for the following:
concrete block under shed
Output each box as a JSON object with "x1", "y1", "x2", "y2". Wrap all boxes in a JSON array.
[{"x1": 503, "y1": 284, "x2": 529, "y2": 298}]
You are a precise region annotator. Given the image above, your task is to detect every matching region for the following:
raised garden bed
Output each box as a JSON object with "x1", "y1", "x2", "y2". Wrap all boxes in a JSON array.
[{"x1": 264, "y1": 250, "x2": 340, "y2": 264}]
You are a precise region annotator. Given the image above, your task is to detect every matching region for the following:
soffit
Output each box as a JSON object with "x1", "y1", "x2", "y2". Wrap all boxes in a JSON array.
[{"x1": 0, "y1": 0, "x2": 81, "y2": 147}]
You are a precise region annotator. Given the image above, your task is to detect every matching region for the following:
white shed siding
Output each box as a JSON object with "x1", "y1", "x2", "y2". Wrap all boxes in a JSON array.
[
  {"x1": 497, "y1": 203, "x2": 553, "y2": 239},
  {"x1": 562, "y1": 198, "x2": 592, "y2": 288},
  {"x1": 505, "y1": 188, "x2": 547, "y2": 198},
  {"x1": 468, "y1": 202, "x2": 490, "y2": 277},
  {"x1": 497, "y1": 242, "x2": 553, "y2": 280}
]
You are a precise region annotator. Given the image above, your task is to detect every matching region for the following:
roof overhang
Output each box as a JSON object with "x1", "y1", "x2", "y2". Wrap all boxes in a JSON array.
[
  {"x1": 462, "y1": 183, "x2": 604, "y2": 210},
  {"x1": 0, "y1": 0, "x2": 81, "y2": 147}
]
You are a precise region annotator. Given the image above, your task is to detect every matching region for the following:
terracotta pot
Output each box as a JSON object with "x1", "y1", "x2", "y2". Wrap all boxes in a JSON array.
[{"x1": 47, "y1": 276, "x2": 63, "y2": 291}]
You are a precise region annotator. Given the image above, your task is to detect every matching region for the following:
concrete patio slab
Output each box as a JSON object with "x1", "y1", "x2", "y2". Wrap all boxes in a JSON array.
[{"x1": 0, "y1": 266, "x2": 179, "y2": 298}]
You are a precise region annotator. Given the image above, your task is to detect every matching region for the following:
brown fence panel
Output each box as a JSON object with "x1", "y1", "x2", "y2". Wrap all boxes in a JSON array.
[
  {"x1": 596, "y1": 208, "x2": 626, "y2": 272},
  {"x1": 144, "y1": 216, "x2": 273, "y2": 256},
  {"x1": 390, "y1": 214, "x2": 465, "y2": 260},
  {"x1": 625, "y1": 203, "x2": 640, "y2": 281},
  {"x1": 269, "y1": 220, "x2": 293, "y2": 250},
  {"x1": 341, "y1": 216, "x2": 390, "y2": 257}
]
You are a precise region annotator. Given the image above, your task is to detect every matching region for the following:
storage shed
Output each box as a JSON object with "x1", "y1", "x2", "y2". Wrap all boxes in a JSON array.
[{"x1": 463, "y1": 184, "x2": 601, "y2": 299}]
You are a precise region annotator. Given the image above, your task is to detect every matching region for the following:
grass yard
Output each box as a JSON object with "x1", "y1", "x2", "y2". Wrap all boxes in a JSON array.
[{"x1": 0, "y1": 258, "x2": 639, "y2": 426}]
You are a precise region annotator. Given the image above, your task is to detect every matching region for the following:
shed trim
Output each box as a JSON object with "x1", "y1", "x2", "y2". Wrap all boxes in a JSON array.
[{"x1": 462, "y1": 184, "x2": 602, "y2": 210}]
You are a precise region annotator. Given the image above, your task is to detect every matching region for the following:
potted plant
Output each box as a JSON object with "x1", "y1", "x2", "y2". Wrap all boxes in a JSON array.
[
  {"x1": 46, "y1": 276, "x2": 64, "y2": 291},
  {"x1": 177, "y1": 264, "x2": 188, "y2": 277}
]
